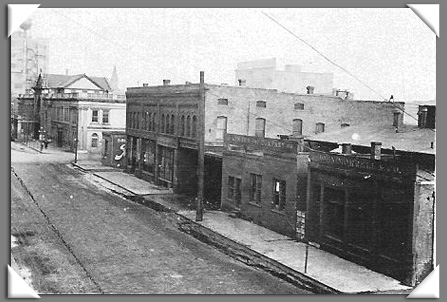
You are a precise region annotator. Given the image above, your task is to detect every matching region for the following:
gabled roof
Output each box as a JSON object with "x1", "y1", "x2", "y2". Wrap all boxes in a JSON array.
[
  {"x1": 41, "y1": 73, "x2": 113, "y2": 92},
  {"x1": 308, "y1": 123, "x2": 436, "y2": 155}
]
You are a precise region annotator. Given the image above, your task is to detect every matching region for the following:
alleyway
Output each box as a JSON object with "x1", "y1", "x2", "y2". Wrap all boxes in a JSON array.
[{"x1": 10, "y1": 142, "x2": 310, "y2": 294}]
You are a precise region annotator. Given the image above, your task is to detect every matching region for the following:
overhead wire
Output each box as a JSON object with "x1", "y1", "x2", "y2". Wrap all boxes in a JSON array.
[{"x1": 258, "y1": 10, "x2": 434, "y2": 132}]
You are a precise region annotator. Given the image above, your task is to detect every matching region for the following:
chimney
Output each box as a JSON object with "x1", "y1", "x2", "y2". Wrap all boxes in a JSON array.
[
  {"x1": 306, "y1": 86, "x2": 314, "y2": 94},
  {"x1": 341, "y1": 143, "x2": 352, "y2": 155},
  {"x1": 418, "y1": 105, "x2": 436, "y2": 129},
  {"x1": 393, "y1": 110, "x2": 403, "y2": 130},
  {"x1": 238, "y1": 79, "x2": 246, "y2": 87},
  {"x1": 163, "y1": 79, "x2": 171, "y2": 86},
  {"x1": 143, "y1": 83, "x2": 148, "y2": 87},
  {"x1": 371, "y1": 142, "x2": 382, "y2": 160},
  {"x1": 200, "y1": 71, "x2": 205, "y2": 85}
]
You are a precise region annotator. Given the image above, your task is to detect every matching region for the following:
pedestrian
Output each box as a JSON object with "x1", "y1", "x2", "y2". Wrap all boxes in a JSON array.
[
  {"x1": 44, "y1": 140, "x2": 49, "y2": 149},
  {"x1": 40, "y1": 141, "x2": 44, "y2": 151}
]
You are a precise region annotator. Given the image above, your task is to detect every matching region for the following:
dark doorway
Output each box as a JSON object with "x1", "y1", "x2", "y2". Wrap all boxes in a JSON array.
[{"x1": 204, "y1": 155, "x2": 222, "y2": 210}]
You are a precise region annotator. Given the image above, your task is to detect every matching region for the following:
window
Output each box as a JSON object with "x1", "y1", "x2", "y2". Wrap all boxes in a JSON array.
[
  {"x1": 272, "y1": 179, "x2": 286, "y2": 212},
  {"x1": 161, "y1": 114, "x2": 165, "y2": 133},
  {"x1": 216, "y1": 116, "x2": 227, "y2": 141},
  {"x1": 92, "y1": 110, "x2": 99, "y2": 123},
  {"x1": 227, "y1": 176, "x2": 242, "y2": 208},
  {"x1": 191, "y1": 116, "x2": 197, "y2": 138},
  {"x1": 103, "y1": 110, "x2": 109, "y2": 124},
  {"x1": 324, "y1": 187, "x2": 345, "y2": 239},
  {"x1": 148, "y1": 113, "x2": 153, "y2": 131},
  {"x1": 294, "y1": 103, "x2": 305, "y2": 110},
  {"x1": 158, "y1": 146, "x2": 174, "y2": 182},
  {"x1": 255, "y1": 118, "x2": 266, "y2": 138},
  {"x1": 315, "y1": 122, "x2": 325, "y2": 134},
  {"x1": 170, "y1": 114, "x2": 175, "y2": 134},
  {"x1": 218, "y1": 98, "x2": 228, "y2": 105},
  {"x1": 166, "y1": 114, "x2": 170, "y2": 134},
  {"x1": 180, "y1": 115, "x2": 185, "y2": 136},
  {"x1": 91, "y1": 133, "x2": 99, "y2": 148},
  {"x1": 256, "y1": 100, "x2": 267, "y2": 108},
  {"x1": 393, "y1": 112, "x2": 401, "y2": 127},
  {"x1": 250, "y1": 174, "x2": 262, "y2": 205},
  {"x1": 141, "y1": 139, "x2": 156, "y2": 173},
  {"x1": 341, "y1": 123, "x2": 350, "y2": 128},
  {"x1": 186, "y1": 116, "x2": 191, "y2": 137},
  {"x1": 292, "y1": 119, "x2": 303, "y2": 136}
]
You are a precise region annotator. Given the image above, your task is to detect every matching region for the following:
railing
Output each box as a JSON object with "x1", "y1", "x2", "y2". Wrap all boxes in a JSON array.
[{"x1": 18, "y1": 92, "x2": 126, "y2": 100}]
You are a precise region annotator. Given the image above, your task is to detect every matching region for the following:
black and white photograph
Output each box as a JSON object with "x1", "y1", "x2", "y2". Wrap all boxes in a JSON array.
[{"x1": 9, "y1": 5, "x2": 437, "y2": 296}]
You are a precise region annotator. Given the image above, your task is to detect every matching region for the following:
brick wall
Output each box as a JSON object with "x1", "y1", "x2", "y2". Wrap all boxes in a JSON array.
[
  {"x1": 204, "y1": 85, "x2": 404, "y2": 145},
  {"x1": 222, "y1": 150, "x2": 304, "y2": 238}
]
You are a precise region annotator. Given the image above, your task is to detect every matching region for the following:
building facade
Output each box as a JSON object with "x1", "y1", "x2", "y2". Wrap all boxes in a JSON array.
[
  {"x1": 16, "y1": 72, "x2": 126, "y2": 154},
  {"x1": 125, "y1": 72, "x2": 404, "y2": 204}
]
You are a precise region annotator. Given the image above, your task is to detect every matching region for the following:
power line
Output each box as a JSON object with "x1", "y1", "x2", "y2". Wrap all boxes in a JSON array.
[{"x1": 258, "y1": 10, "x2": 433, "y2": 131}]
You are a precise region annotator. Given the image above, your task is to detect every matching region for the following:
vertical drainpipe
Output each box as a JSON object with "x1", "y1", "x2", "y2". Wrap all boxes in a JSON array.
[{"x1": 196, "y1": 71, "x2": 205, "y2": 221}]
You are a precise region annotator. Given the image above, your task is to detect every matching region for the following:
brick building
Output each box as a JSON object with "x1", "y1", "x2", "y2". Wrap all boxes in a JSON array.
[{"x1": 125, "y1": 72, "x2": 404, "y2": 204}]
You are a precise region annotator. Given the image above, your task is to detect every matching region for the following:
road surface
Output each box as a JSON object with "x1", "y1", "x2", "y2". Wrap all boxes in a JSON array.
[{"x1": 11, "y1": 142, "x2": 311, "y2": 294}]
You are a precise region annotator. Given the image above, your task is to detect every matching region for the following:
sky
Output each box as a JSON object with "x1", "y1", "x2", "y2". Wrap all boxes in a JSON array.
[{"x1": 22, "y1": 7, "x2": 436, "y2": 102}]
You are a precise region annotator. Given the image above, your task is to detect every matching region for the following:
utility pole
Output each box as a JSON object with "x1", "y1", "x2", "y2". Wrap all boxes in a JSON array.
[
  {"x1": 196, "y1": 71, "x2": 205, "y2": 222},
  {"x1": 74, "y1": 108, "x2": 79, "y2": 163}
]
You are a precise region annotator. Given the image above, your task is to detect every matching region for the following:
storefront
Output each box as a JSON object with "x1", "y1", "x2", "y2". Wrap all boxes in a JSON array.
[
  {"x1": 306, "y1": 151, "x2": 418, "y2": 284},
  {"x1": 101, "y1": 131, "x2": 126, "y2": 168}
]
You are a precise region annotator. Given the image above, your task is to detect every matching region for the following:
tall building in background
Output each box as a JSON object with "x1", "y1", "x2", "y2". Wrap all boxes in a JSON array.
[
  {"x1": 11, "y1": 19, "x2": 49, "y2": 139},
  {"x1": 235, "y1": 58, "x2": 335, "y2": 95},
  {"x1": 11, "y1": 19, "x2": 49, "y2": 95}
]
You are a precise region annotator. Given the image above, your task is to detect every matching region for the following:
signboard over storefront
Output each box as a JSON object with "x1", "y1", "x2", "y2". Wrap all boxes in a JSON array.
[
  {"x1": 309, "y1": 151, "x2": 415, "y2": 175},
  {"x1": 224, "y1": 133, "x2": 298, "y2": 154}
]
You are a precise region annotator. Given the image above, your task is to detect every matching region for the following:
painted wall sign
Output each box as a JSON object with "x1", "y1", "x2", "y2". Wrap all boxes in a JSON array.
[
  {"x1": 309, "y1": 151, "x2": 414, "y2": 174},
  {"x1": 225, "y1": 133, "x2": 298, "y2": 153}
]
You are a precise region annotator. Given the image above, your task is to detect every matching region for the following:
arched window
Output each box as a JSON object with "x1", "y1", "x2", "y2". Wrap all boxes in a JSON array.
[
  {"x1": 170, "y1": 114, "x2": 175, "y2": 134},
  {"x1": 315, "y1": 122, "x2": 325, "y2": 134},
  {"x1": 166, "y1": 114, "x2": 170, "y2": 134},
  {"x1": 91, "y1": 133, "x2": 99, "y2": 148},
  {"x1": 180, "y1": 115, "x2": 185, "y2": 136},
  {"x1": 148, "y1": 113, "x2": 152, "y2": 131},
  {"x1": 186, "y1": 116, "x2": 191, "y2": 137},
  {"x1": 255, "y1": 118, "x2": 266, "y2": 138},
  {"x1": 256, "y1": 100, "x2": 267, "y2": 108},
  {"x1": 216, "y1": 116, "x2": 227, "y2": 141},
  {"x1": 192, "y1": 116, "x2": 197, "y2": 138},
  {"x1": 160, "y1": 113, "x2": 165, "y2": 133},
  {"x1": 292, "y1": 119, "x2": 303, "y2": 136}
]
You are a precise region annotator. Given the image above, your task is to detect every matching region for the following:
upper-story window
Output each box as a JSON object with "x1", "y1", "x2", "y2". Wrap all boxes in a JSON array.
[
  {"x1": 216, "y1": 116, "x2": 227, "y2": 141},
  {"x1": 186, "y1": 116, "x2": 191, "y2": 137},
  {"x1": 315, "y1": 122, "x2": 325, "y2": 134},
  {"x1": 103, "y1": 110, "x2": 109, "y2": 124},
  {"x1": 92, "y1": 110, "x2": 99, "y2": 123},
  {"x1": 256, "y1": 100, "x2": 267, "y2": 108},
  {"x1": 170, "y1": 114, "x2": 175, "y2": 134},
  {"x1": 292, "y1": 119, "x2": 303, "y2": 136},
  {"x1": 161, "y1": 114, "x2": 165, "y2": 133},
  {"x1": 180, "y1": 115, "x2": 185, "y2": 136},
  {"x1": 294, "y1": 103, "x2": 305, "y2": 110},
  {"x1": 255, "y1": 118, "x2": 266, "y2": 138},
  {"x1": 191, "y1": 116, "x2": 197, "y2": 138},
  {"x1": 218, "y1": 98, "x2": 228, "y2": 105}
]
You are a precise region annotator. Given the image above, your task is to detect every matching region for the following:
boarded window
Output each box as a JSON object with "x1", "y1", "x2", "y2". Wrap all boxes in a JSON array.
[
  {"x1": 250, "y1": 174, "x2": 262, "y2": 205},
  {"x1": 216, "y1": 116, "x2": 227, "y2": 141},
  {"x1": 218, "y1": 98, "x2": 228, "y2": 105},
  {"x1": 294, "y1": 103, "x2": 305, "y2": 110},
  {"x1": 292, "y1": 119, "x2": 303, "y2": 136},
  {"x1": 255, "y1": 118, "x2": 266, "y2": 138},
  {"x1": 256, "y1": 100, "x2": 267, "y2": 108},
  {"x1": 315, "y1": 122, "x2": 325, "y2": 134}
]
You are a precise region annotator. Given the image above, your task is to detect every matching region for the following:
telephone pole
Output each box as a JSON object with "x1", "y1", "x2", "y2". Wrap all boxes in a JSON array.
[{"x1": 196, "y1": 71, "x2": 205, "y2": 222}]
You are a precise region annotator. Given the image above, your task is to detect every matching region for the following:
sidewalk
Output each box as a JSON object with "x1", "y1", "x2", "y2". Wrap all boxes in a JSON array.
[{"x1": 74, "y1": 161, "x2": 413, "y2": 295}]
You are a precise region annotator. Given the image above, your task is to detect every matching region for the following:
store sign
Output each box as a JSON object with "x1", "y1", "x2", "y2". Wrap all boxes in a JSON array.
[
  {"x1": 157, "y1": 135, "x2": 178, "y2": 148},
  {"x1": 309, "y1": 152, "x2": 414, "y2": 174},
  {"x1": 225, "y1": 133, "x2": 298, "y2": 153}
]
